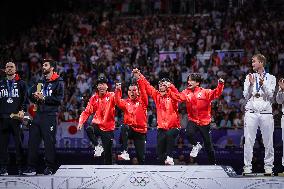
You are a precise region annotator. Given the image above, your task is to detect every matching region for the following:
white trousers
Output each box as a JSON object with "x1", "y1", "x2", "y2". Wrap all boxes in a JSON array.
[{"x1": 244, "y1": 112, "x2": 274, "y2": 169}]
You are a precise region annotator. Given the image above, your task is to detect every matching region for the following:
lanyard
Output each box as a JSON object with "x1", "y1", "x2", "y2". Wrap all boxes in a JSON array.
[
  {"x1": 6, "y1": 80, "x2": 14, "y2": 97},
  {"x1": 255, "y1": 72, "x2": 266, "y2": 92}
]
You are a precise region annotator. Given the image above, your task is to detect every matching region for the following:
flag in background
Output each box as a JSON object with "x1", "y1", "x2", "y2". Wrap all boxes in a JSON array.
[{"x1": 57, "y1": 121, "x2": 84, "y2": 139}]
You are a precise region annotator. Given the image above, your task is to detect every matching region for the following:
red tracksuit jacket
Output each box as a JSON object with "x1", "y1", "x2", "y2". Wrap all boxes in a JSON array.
[
  {"x1": 79, "y1": 91, "x2": 116, "y2": 131},
  {"x1": 115, "y1": 87, "x2": 148, "y2": 134},
  {"x1": 168, "y1": 83, "x2": 224, "y2": 126},
  {"x1": 138, "y1": 75, "x2": 181, "y2": 130}
]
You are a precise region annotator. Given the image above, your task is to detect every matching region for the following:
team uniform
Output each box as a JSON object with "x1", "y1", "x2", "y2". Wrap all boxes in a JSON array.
[
  {"x1": 138, "y1": 75, "x2": 180, "y2": 165},
  {"x1": 115, "y1": 85, "x2": 148, "y2": 164},
  {"x1": 243, "y1": 72, "x2": 276, "y2": 173},
  {"x1": 0, "y1": 74, "x2": 27, "y2": 175},
  {"x1": 24, "y1": 73, "x2": 64, "y2": 175},
  {"x1": 168, "y1": 82, "x2": 224, "y2": 164},
  {"x1": 79, "y1": 91, "x2": 116, "y2": 165}
]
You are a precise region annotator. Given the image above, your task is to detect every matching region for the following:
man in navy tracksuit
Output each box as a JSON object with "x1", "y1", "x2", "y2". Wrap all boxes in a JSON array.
[
  {"x1": 23, "y1": 59, "x2": 64, "y2": 175},
  {"x1": 0, "y1": 62, "x2": 27, "y2": 176}
]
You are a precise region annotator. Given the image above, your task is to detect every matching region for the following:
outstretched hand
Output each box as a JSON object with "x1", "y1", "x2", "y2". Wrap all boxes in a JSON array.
[
  {"x1": 132, "y1": 68, "x2": 141, "y2": 79},
  {"x1": 115, "y1": 82, "x2": 122, "y2": 90},
  {"x1": 218, "y1": 78, "x2": 224, "y2": 83}
]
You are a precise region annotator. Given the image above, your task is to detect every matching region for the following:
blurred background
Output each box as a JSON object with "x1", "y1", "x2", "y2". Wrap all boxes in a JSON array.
[{"x1": 0, "y1": 0, "x2": 284, "y2": 175}]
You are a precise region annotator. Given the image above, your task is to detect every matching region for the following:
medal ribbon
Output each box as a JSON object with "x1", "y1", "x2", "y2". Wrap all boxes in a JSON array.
[{"x1": 255, "y1": 71, "x2": 266, "y2": 93}]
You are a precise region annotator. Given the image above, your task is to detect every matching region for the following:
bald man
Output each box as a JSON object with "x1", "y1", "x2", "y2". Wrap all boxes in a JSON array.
[{"x1": 0, "y1": 62, "x2": 27, "y2": 176}]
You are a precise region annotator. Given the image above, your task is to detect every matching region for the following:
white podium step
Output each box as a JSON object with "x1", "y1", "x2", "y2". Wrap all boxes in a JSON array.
[{"x1": 1, "y1": 165, "x2": 284, "y2": 189}]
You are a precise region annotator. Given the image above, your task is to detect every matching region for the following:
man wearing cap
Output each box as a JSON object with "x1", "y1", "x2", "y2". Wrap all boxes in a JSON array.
[
  {"x1": 23, "y1": 59, "x2": 64, "y2": 175},
  {"x1": 115, "y1": 80, "x2": 148, "y2": 164},
  {"x1": 243, "y1": 53, "x2": 276, "y2": 174},
  {"x1": 276, "y1": 78, "x2": 284, "y2": 170},
  {"x1": 0, "y1": 61, "x2": 27, "y2": 176},
  {"x1": 77, "y1": 76, "x2": 116, "y2": 165},
  {"x1": 168, "y1": 73, "x2": 224, "y2": 165},
  {"x1": 133, "y1": 69, "x2": 180, "y2": 165}
]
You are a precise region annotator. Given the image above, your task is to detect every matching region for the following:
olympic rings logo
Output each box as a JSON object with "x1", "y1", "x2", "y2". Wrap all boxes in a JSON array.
[{"x1": 129, "y1": 176, "x2": 150, "y2": 186}]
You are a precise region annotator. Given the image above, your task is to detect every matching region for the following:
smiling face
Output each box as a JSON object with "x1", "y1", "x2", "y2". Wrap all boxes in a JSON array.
[
  {"x1": 5, "y1": 62, "x2": 16, "y2": 76},
  {"x1": 97, "y1": 83, "x2": 108, "y2": 95},
  {"x1": 128, "y1": 85, "x2": 139, "y2": 100},
  {"x1": 187, "y1": 77, "x2": 200, "y2": 90},
  {"x1": 158, "y1": 81, "x2": 167, "y2": 93}
]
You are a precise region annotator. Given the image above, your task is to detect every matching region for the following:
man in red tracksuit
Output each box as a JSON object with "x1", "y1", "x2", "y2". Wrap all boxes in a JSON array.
[
  {"x1": 77, "y1": 76, "x2": 116, "y2": 165},
  {"x1": 115, "y1": 81, "x2": 148, "y2": 164},
  {"x1": 133, "y1": 69, "x2": 180, "y2": 165},
  {"x1": 168, "y1": 73, "x2": 224, "y2": 164}
]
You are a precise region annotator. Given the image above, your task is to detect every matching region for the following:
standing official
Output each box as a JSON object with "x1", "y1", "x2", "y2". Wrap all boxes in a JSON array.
[
  {"x1": 23, "y1": 59, "x2": 64, "y2": 175},
  {"x1": 0, "y1": 62, "x2": 27, "y2": 176},
  {"x1": 243, "y1": 54, "x2": 276, "y2": 174}
]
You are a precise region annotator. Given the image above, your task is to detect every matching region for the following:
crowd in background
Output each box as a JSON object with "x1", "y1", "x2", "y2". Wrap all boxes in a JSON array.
[{"x1": 0, "y1": 0, "x2": 283, "y2": 133}]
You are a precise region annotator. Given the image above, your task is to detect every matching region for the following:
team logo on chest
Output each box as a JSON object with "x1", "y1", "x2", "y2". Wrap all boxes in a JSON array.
[
  {"x1": 197, "y1": 93, "x2": 202, "y2": 99},
  {"x1": 7, "y1": 98, "x2": 13, "y2": 103}
]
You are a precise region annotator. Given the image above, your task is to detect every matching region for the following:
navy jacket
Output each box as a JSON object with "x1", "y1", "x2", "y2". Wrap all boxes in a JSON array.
[
  {"x1": 29, "y1": 73, "x2": 64, "y2": 115},
  {"x1": 0, "y1": 74, "x2": 27, "y2": 118}
]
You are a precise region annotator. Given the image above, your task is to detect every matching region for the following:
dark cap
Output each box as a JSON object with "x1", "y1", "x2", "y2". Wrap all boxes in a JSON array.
[{"x1": 97, "y1": 76, "x2": 108, "y2": 84}]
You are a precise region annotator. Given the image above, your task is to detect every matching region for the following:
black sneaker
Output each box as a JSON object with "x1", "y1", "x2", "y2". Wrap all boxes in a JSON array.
[
  {"x1": 43, "y1": 167, "x2": 53, "y2": 175},
  {"x1": 0, "y1": 167, "x2": 8, "y2": 176},
  {"x1": 18, "y1": 168, "x2": 23, "y2": 176},
  {"x1": 22, "y1": 167, "x2": 36, "y2": 176}
]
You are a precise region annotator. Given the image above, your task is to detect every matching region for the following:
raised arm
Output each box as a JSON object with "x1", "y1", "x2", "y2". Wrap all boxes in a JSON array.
[
  {"x1": 114, "y1": 83, "x2": 127, "y2": 110},
  {"x1": 167, "y1": 83, "x2": 187, "y2": 102},
  {"x1": 208, "y1": 78, "x2": 224, "y2": 101},
  {"x1": 138, "y1": 79, "x2": 149, "y2": 107}
]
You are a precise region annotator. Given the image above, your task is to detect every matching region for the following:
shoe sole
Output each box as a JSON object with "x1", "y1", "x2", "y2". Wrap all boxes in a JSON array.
[
  {"x1": 22, "y1": 172, "x2": 36, "y2": 176},
  {"x1": 165, "y1": 162, "x2": 174, "y2": 165},
  {"x1": 117, "y1": 156, "x2": 130, "y2": 160},
  {"x1": 0, "y1": 173, "x2": 8, "y2": 176}
]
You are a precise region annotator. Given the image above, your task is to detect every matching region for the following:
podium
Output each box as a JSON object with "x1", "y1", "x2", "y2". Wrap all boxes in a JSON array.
[{"x1": 1, "y1": 165, "x2": 284, "y2": 189}]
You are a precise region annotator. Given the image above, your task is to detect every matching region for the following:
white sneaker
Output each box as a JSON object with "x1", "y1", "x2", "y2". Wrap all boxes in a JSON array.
[
  {"x1": 165, "y1": 156, "x2": 174, "y2": 165},
  {"x1": 264, "y1": 167, "x2": 273, "y2": 174},
  {"x1": 243, "y1": 166, "x2": 252, "y2": 174},
  {"x1": 94, "y1": 145, "x2": 104, "y2": 157},
  {"x1": 190, "y1": 142, "x2": 202, "y2": 157},
  {"x1": 118, "y1": 150, "x2": 130, "y2": 160}
]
